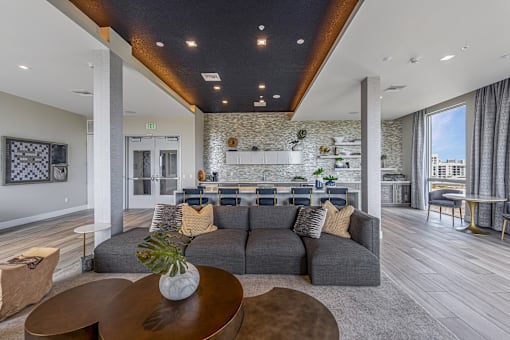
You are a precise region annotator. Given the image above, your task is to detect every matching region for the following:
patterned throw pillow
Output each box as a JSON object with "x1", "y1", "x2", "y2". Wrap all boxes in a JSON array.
[
  {"x1": 293, "y1": 207, "x2": 327, "y2": 239},
  {"x1": 322, "y1": 201, "x2": 354, "y2": 238},
  {"x1": 150, "y1": 204, "x2": 183, "y2": 232},
  {"x1": 181, "y1": 204, "x2": 218, "y2": 237}
]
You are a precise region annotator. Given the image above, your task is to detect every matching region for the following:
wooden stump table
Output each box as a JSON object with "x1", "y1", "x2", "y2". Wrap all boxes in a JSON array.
[
  {"x1": 24, "y1": 278, "x2": 132, "y2": 339},
  {"x1": 99, "y1": 266, "x2": 244, "y2": 340}
]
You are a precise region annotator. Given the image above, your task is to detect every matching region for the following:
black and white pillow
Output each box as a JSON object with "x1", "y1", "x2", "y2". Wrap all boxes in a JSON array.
[
  {"x1": 293, "y1": 207, "x2": 327, "y2": 239},
  {"x1": 150, "y1": 204, "x2": 183, "y2": 232}
]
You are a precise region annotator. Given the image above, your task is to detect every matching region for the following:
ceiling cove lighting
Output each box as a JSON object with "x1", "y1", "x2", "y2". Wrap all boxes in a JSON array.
[
  {"x1": 440, "y1": 55, "x2": 455, "y2": 61},
  {"x1": 186, "y1": 40, "x2": 197, "y2": 48},
  {"x1": 257, "y1": 38, "x2": 267, "y2": 46},
  {"x1": 213, "y1": 85, "x2": 221, "y2": 91},
  {"x1": 18, "y1": 65, "x2": 31, "y2": 70},
  {"x1": 258, "y1": 84, "x2": 266, "y2": 89},
  {"x1": 156, "y1": 41, "x2": 164, "y2": 47}
]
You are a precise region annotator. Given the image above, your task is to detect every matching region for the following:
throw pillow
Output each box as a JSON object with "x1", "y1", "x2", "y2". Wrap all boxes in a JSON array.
[
  {"x1": 150, "y1": 204, "x2": 183, "y2": 232},
  {"x1": 181, "y1": 204, "x2": 218, "y2": 237},
  {"x1": 293, "y1": 207, "x2": 327, "y2": 239},
  {"x1": 322, "y1": 201, "x2": 354, "y2": 238}
]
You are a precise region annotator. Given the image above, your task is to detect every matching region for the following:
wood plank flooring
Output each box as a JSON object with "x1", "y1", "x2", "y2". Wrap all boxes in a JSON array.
[{"x1": 1, "y1": 207, "x2": 509, "y2": 339}]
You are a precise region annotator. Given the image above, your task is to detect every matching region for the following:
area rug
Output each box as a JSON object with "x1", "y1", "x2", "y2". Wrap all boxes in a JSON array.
[{"x1": 0, "y1": 271, "x2": 457, "y2": 340}]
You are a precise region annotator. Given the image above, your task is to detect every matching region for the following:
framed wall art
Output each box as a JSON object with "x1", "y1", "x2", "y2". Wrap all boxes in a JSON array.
[{"x1": 3, "y1": 137, "x2": 52, "y2": 184}]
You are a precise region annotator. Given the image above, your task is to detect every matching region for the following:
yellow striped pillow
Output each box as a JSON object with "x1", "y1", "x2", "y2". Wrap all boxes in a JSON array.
[{"x1": 181, "y1": 204, "x2": 218, "y2": 237}]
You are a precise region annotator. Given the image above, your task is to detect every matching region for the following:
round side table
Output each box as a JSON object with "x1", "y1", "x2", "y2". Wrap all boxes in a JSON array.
[{"x1": 73, "y1": 223, "x2": 111, "y2": 257}]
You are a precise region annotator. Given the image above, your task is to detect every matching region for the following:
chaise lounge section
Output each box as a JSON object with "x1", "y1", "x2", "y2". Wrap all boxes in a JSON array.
[{"x1": 94, "y1": 205, "x2": 380, "y2": 286}]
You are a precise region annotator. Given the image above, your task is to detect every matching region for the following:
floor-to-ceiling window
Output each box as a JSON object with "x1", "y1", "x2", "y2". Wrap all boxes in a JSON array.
[{"x1": 427, "y1": 104, "x2": 466, "y2": 195}]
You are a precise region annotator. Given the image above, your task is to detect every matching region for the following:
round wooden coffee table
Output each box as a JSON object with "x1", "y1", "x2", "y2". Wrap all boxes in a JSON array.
[
  {"x1": 25, "y1": 278, "x2": 132, "y2": 339},
  {"x1": 99, "y1": 266, "x2": 244, "y2": 340}
]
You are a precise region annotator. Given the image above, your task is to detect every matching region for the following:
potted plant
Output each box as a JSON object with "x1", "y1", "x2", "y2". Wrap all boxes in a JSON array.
[
  {"x1": 323, "y1": 175, "x2": 338, "y2": 187},
  {"x1": 313, "y1": 167, "x2": 324, "y2": 189},
  {"x1": 334, "y1": 157, "x2": 345, "y2": 169},
  {"x1": 136, "y1": 228, "x2": 199, "y2": 301}
]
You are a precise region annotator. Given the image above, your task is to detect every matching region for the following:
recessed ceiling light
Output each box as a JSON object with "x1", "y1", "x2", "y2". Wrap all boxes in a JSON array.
[
  {"x1": 379, "y1": 96, "x2": 383, "y2": 99},
  {"x1": 461, "y1": 45, "x2": 469, "y2": 51},
  {"x1": 258, "y1": 84, "x2": 266, "y2": 89},
  {"x1": 201, "y1": 73, "x2": 221, "y2": 81},
  {"x1": 213, "y1": 85, "x2": 221, "y2": 91},
  {"x1": 257, "y1": 38, "x2": 267, "y2": 46},
  {"x1": 186, "y1": 40, "x2": 197, "y2": 48},
  {"x1": 259, "y1": 96, "x2": 264, "y2": 99},
  {"x1": 156, "y1": 41, "x2": 164, "y2": 47},
  {"x1": 258, "y1": 25, "x2": 265, "y2": 31},
  {"x1": 382, "y1": 56, "x2": 392, "y2": 62},
  {"x1": 409, "y1": 57, "x2": 421, "y2": 64},
  {"x1": 273, "y1": 94, "x2": 280, "y2": 99},
  {"x1": 222, "y1": 100, "x2": 228, "y2": 104},
  {"x1": 297, "y1": 39, "x2": 305, "y2": 45},
  {"x1": 18, "y1": 65, "x2": 31, "y2": 70},
  {"x1": 440, "y1": 55, "x2": 455, "y2": 61}
]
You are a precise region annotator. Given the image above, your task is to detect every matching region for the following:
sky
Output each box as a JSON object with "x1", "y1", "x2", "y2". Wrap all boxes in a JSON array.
[{"x1": 430, "y1": 105, "x2": 466, "y2": 161}]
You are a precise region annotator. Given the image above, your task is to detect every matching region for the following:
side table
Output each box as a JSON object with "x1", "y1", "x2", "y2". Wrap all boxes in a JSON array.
[{"x1": 73, "y1": 223, "x2": 110, "y2": 271}]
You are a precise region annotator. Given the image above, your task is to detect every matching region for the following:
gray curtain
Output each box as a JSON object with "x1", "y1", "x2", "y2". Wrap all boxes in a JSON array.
[
  {"x1": 411, "y1": 109, "x2": 427, "y2": 210},
  {"x1": 470, "y1": 78, "x2": 510, "y2": 230}
]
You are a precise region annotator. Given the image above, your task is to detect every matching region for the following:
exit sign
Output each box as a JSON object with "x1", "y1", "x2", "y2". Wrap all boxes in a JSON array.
[{"x1": 146, "y1": 122, "x2": 157, "y2": 130}]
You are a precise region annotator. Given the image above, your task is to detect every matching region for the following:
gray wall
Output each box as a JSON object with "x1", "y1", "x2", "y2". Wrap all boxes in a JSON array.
[
  {"x1": 204, "y1": 112, "x2": 403, "y2": 182},
  {"x1": 0, "y1": 91, "x2": 87, "y2": 227}
]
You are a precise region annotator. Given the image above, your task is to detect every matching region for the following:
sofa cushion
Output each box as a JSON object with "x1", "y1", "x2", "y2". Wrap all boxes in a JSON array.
[
  {"x1": 293, "y1": 207, "x2": 327, "y2": 239},
  {"x1": 246, "y1": 229, "x2": 306, "y2": 274},
  {"x1": 302, "y1": 233, "x2": 380, "y2": 286},
  {"x1": 181, "y1": 204, "x2": 218, "y2": 236},
  {"x1": 184, "y1": 229, "x2": 247, "y2": 274},
  {"x1": 249, "y1": 206, "x2": 299, "y2": 230},
  {"x1": 150, "y1": 203, "x2": 183, "y2": 232},
  {"x1": 213, "y1": 206, "x2": 250, "y2": 230},
  {"x1": 95, "y1": 228, "x2": 161, "y2": 273},
  {"x1": 322, "y1": 201, "x2": 354, "y2": 238}
]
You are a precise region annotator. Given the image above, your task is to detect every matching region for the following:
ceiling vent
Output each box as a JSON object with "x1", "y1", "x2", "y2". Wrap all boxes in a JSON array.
[
  {"x1": 384, "y1": 85, "x2": 407, "y2": 93},
  {"x1": 253, "y1": 100, "x2": 267, "y2": 107},
  {"x1": 70, "y1": 89, "x2": 93, "y2": 96},
  {"x1": 201, "y1": 73, "x2": 221, "y2": 81}
]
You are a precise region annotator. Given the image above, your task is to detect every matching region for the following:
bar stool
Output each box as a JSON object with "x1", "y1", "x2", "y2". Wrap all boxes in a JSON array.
[
  {"x1": 183, "y1": 188, "x2": 208, "y2": 206},
  {"x1": 320, "y1": 187, "x2": 348, "y2": 208},
  {"x1": 288, "y1": 188, "x2": 312, "y2": 206},
  {"x1": 218, "y1": 188, "x2": 241, "y2": 206},
  {"x1": 256, "y1": 188, "x2": 277, "y2": 206}
]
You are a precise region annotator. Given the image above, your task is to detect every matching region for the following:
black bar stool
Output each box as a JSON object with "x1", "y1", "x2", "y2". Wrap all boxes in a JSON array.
[
  {"x1": 256, "y1": 188, "x2": 277, "y2": 206},
  {"x1": 218, "y1": 188, "x2": 241, "y2": 206},
  {"x1": 288, "y1": 188, "x2": 312, "y2": 206},
  {"x1": 183, "y1": 188, "x2": 208, "y2": 206},
  {"x1": 320, "y1": 187, "x2": 348, "y2": 208}
]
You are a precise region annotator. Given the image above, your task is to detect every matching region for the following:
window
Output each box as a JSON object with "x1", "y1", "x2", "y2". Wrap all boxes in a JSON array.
[{"x1": 427, "y1": 104, "x2": 466, "y2": 193}]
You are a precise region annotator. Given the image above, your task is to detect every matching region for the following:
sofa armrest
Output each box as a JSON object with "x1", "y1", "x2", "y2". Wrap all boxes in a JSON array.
[{"x1": 349, "y1": 210, "x2": 380, "y2": 258}]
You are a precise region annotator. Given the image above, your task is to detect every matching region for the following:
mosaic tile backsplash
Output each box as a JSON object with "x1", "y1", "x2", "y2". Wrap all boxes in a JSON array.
[{"x1": 203, "y1": 112, "x2": 403, "y2": 182}]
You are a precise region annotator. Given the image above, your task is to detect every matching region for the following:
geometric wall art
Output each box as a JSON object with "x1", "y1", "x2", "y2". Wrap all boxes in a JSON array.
[{"x1": 2, "y1": 137, "x2": 68, "y2": 185}]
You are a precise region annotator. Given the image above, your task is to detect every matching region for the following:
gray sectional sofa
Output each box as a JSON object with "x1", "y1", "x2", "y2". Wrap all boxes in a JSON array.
[{"x1": 94, "y1": 206, "x2": 380, "y2": 286}]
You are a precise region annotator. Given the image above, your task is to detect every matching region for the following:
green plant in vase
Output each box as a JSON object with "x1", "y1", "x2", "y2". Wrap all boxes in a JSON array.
[
  {"x1": 323, "y1": 175, "x2": 338, "y2": 187},
  {"x1": 335, "y1": 157, "x2": 345, "y2": 169},
  {"x1": 313, "y1": 167, "x2": 325, "y2": 189},
  {"x1": 136, "y1": 227, "x2": 199, "y2": 301}
]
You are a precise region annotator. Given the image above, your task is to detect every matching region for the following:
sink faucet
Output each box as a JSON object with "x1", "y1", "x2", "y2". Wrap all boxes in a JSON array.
[{"x1": 263, "y1": 170, "x2": 271, "y2": 181}]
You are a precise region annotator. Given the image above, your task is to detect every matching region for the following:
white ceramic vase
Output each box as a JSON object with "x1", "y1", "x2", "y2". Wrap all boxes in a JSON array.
[{"x1": 159, "y1": 262, "x2": 200, "y2": 301}]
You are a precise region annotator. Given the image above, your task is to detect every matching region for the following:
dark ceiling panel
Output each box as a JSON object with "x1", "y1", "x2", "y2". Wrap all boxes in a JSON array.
[{"x1": 70, "y1": 0, "x2": 359, "y2": 113}]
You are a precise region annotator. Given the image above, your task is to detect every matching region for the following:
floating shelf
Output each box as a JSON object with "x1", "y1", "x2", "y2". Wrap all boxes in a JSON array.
[
  {"x1": 333, "y1": 142, "x2": 361, "y2": 146},
  {"x1": 334, "y1": 167, "x2": 398, "y2": 172},
  {"x1": 318, "y1": 155, "x2": 361, "y2": 159}
]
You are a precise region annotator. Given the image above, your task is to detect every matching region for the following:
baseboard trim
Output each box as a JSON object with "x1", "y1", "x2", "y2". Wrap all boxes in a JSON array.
[{"x1": 0, "y1": 205, "x2": 89, "y2": 231}]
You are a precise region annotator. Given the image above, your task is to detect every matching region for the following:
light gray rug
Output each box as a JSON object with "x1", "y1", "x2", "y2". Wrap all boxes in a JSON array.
[{"x1": 0, "y1": 271, "x2": 457, "y2": 340}]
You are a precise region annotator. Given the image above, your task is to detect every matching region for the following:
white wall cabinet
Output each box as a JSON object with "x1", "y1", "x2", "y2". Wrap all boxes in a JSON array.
[{"x1": 225, "y1": 151, "x2": 302, "y2": 165}]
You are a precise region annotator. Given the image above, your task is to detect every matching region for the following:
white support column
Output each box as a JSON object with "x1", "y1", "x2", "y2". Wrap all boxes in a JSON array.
[
  {"x1": 93, "y1": 50, "x2": 123, "y2": 247},
  {"x1": 361, "y1": 77, "x2": 381, "y2": 220}
]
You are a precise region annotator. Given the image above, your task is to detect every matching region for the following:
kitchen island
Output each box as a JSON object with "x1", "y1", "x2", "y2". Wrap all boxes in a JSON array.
[{"x1": 175, "y1": 181, "x2": 360, "y2": 207}]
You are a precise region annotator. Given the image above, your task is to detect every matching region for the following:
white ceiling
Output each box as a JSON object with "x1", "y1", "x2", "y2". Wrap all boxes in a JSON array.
[
  {"x1": 294, "y1": 0, "x2": 510, "y2": 120},
  {"x1": 2, "y1": 0, "x2": 510, "y2": 121},
  {"x1": 0, "y1": 0, "x2": 191, "y2": 119}
]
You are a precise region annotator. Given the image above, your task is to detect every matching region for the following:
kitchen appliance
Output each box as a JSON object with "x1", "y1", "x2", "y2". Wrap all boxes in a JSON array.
[{"x1": 383, "y1": 173, "x2": 406, "y2": 181}]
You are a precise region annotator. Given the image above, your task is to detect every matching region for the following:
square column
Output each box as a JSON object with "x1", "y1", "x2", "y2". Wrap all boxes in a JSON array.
[
  {"x1": 361, "y1": 77, "x2": 381, "y2": 220},
  {"x1": 93, "y1": 50, "x2": 123, "y2": 247}
]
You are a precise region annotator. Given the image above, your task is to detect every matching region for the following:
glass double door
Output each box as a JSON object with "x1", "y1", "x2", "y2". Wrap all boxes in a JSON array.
[{"x1": 127, "y1": 136, "x2": 180, "y2": 208}]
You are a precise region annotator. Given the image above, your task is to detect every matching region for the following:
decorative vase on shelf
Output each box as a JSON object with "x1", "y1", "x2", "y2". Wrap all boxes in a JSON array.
[
  {"x1": 315, "y1": 176, "x2": 324, "y2": 189},
  {"x1": 325, "y1": 180, "x2": 336, "y2": 187},
  {"x1": 159, "y1": 262, "x2": 200, "y2": 301}
]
